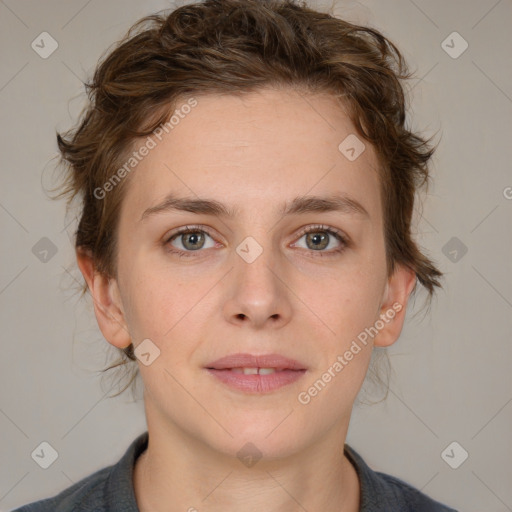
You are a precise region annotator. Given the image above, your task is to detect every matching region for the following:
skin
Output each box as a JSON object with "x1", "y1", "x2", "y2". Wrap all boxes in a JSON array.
[{"x1": 77, "y1": 87, "x2": 416, "y2": 512}]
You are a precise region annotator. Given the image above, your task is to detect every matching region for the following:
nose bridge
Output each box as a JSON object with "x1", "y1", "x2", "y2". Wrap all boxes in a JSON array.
[{"x1": 234, "y1": 232, "x2": 279, "y2": 297}]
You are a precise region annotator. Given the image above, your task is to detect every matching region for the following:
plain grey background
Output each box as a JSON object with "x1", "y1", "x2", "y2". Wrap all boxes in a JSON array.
[{"x1": 1, "y1": 0, "x2": 511, "y2": 510}]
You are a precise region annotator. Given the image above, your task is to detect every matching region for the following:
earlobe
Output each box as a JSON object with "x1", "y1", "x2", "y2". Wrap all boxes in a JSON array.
[
  {"x1": 76, "y1": 248, "x2": 132, "y2": 349},
  {"x1": 373, "y1": 265, "x2": 417, "y2": 348}
]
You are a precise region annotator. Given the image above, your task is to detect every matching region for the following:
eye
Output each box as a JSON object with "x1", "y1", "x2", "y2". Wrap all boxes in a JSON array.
[
  {"x1": 163, "y1": 224, "x2": 349, "y2": 259},
  {"x1": 292, "y1": 225, "x2": 348, "y2": 257},
  {"x1": 165, "y1": 225, "x2": 217, "y2": 257}
]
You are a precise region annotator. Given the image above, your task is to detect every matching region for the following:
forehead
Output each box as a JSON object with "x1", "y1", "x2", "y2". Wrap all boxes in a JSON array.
[{"x1": 121, "y1": 88, "x2": 382, "y2": 223}]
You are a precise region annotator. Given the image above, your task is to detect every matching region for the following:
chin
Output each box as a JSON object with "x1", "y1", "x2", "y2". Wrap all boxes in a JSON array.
[{"x1": 210, "y1": 418, "x2": 306, "y2": 459}]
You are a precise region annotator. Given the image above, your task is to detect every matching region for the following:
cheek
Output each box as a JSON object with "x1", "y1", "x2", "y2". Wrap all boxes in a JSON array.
[
  {"x1": 299, "y1": 265, "x2": 384, "y2": 343},
  {"x1": 121, "y1": 263, "x2": 214, "y2": 358},
  {"x1": 120, "y1": 268, "x2": 178, "y2": 342}
]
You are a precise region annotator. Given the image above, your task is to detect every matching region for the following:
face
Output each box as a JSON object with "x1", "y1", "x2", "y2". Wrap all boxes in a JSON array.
[{"x1": 81, "y1": 87, "x2": 415, "y2": 460}]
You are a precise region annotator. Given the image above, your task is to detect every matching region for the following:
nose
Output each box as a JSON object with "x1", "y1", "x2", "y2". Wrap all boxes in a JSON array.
[{"x1": 222, "y1": 243, "x2": 293, "y2": 330}]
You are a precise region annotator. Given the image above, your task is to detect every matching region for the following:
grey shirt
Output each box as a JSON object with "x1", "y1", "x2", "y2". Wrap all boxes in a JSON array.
[{"x1": 13, "y1": 432, "x2": 458, "y2": 511}]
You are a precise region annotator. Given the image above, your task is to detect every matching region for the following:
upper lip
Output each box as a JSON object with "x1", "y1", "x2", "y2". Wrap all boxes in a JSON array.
[{"x1": 205, "y1": 353, "x2": 307, "y2": 371}]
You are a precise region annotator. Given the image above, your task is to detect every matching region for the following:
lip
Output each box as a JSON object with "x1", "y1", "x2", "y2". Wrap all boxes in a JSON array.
[
  {"x1": 205, "y1": 353, "x2": 307, "y2": 394},
  {"x1": 205, "y1": 353, "x2": 307, "y2": 371}
]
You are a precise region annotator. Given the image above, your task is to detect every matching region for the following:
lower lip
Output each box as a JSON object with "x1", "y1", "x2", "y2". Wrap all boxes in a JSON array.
[{"x1": 206, "y1": 369, "x2": 306, "y2": 393}]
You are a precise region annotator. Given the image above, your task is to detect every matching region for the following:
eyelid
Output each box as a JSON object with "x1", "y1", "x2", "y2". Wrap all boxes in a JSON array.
[
  {"x1": 294, "y1": 224, "x2": 348, "y2": 243},
  {"x1": 165, "y1": 223, "x2": 348, "y2": 241},
  {"x1": 164, "y1": 224, "x2": 218, "y2": 243}
]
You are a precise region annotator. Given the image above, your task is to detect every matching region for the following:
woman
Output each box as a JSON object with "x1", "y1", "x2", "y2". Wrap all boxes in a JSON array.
[{"x1": 15, "y1": 0, "x2": 457, "y2": 510}]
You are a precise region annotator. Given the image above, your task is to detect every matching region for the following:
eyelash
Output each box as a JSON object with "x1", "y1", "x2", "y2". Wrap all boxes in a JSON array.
[{"x1": 164, "y1": 224, "x2": 349, "y2": 259}]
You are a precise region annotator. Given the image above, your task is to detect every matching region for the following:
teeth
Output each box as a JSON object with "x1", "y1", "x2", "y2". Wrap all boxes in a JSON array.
[{"x1": 230, "y1": 367, "x2": 277, "y2": 375}]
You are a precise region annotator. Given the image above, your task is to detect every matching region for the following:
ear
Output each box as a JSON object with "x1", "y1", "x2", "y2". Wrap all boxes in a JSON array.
[
  {"x1": 76, "y1": 247, "x2": 132, "y2": 349},
  {"x1": 373, "y1": 264, "x2": 417, "y2": 348}
]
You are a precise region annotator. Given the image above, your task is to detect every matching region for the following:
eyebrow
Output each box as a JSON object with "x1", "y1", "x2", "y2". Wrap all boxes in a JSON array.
[{"x1": 140, "y1": 193, "x2": 370, "y2": 221}]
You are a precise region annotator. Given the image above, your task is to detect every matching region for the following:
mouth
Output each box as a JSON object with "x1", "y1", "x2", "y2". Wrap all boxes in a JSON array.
[{"x1": 205, "y1": 353, "x2": 307, "y2": 394}]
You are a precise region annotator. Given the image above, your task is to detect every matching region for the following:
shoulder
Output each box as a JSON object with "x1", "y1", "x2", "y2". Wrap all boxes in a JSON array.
[
  {"x1": 11, "y1": 465, "x2": 112, "y2": 512},
  {"x1": 344, "y1": 444, "x2": 459, "y2": 512},
  {"x1": 12, "y1": 432, "x2": 148, "y2": 512},
  {"x1": 372, "y1": 471, "x2": 458, "y2": 511}
]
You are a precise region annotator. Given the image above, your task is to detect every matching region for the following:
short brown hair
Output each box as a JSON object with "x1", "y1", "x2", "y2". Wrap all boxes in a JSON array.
[{"x1": 55, "y1": 0, "x2": 443, "y2": 396}]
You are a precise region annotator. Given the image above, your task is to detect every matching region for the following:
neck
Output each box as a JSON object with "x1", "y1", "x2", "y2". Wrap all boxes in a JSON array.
[{"x1": 133, "y1": 407, "x2": 360, "y2": 512}]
